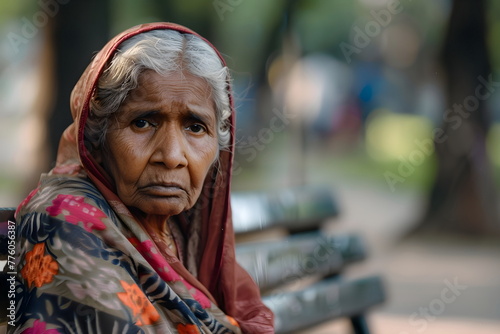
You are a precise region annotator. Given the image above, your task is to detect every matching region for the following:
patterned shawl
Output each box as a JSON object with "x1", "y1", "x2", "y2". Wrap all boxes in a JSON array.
[{"x1": 12, "y1": 23, "x2": 274, "y2": 334}]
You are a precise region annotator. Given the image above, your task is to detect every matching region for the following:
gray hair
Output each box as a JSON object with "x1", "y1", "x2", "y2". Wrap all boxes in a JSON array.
[{"x1": 85, "y1": 29, "x2": 232, "y2": 154}]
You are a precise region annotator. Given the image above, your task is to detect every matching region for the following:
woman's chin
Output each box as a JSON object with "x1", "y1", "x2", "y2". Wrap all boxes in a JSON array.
[{"x1": 131, "y1": 198, "x2": 189, "y2": 218}]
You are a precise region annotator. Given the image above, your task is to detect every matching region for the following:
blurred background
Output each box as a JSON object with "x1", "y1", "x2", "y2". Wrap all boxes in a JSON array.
[{"x1": 1, "y1": 0, "x2": 500, "y2": 332}]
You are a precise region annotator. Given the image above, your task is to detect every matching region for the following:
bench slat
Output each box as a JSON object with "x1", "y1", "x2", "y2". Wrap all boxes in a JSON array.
[
  {"x1": 236, "y1": 233, "x2": 366, "y2": 290},
  {"x1": 264, "y1": 275, "x2": 385, "y2": 333},
  {"x1": 231, "y1": 186, "x2": 338, "y2": 233}
]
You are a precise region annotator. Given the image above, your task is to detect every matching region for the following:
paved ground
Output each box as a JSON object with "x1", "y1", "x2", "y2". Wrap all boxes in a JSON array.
[{"x1": 298, "y1": 181, "x2": 500, "y2": 333}]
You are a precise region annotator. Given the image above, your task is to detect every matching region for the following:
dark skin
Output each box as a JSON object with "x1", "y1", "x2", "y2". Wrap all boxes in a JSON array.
[{"x1": 99, "y1": 70, "x2": 219, "y2": 233}]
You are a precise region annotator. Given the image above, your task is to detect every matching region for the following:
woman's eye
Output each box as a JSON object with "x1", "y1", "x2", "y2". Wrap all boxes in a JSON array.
[
  {"x1": 187, "y1": 124, "x2": 206, "y2": 134},
  {"x1": 133, "y1": 119, "x2": 151, "y2": 129}
]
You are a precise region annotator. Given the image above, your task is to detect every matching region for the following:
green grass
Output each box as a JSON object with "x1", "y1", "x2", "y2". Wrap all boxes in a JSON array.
[{"x1": 232, "y1": 132, "x2": 437, "y2": 194}]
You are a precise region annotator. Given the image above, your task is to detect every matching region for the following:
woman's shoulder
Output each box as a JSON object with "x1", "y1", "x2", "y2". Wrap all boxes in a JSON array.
[{"x1": 16, "y1": 167, "x2": 111, "y2": 224}]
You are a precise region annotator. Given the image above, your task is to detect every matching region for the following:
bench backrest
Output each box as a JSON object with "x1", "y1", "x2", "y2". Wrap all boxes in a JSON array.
[
  {"x1": 231, "y1": 186, "x2": 339, "y2": 234},
  {"x1": 231, "y1": 186, "x2": 385, "y2": 333}
]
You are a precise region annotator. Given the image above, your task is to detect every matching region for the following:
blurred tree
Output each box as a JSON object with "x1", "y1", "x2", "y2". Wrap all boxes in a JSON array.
[
  {"x1": 151, "y1": 0, "x2": 214, "y2": 40},
  {"x1": 422, "y1": 0, "x2": 499, "y2": 233},
  {"x1": 47, "y1": 0, "x2": 111, "y2": 164},
  {"x1": 109, "y1": 0, "x2": 214, "y2": 40}
]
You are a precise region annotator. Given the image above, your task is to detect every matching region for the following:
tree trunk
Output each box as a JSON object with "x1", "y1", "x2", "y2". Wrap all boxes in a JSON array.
[
  {"x1": 422, "y1": 0, "x2": 498, "y2": 233},
  {"x1": 47, "y1": 0, "x2": 110, "y2": 164}
]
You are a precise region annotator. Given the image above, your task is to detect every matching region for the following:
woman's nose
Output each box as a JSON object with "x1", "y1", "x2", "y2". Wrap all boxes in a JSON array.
[{"x1": 150, "y1": 127, "x2": 188, "y2": 169}]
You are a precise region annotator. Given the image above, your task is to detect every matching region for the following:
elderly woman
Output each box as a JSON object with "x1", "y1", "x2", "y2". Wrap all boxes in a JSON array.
[{"x1": 13, "y1": 23, "x2": 274, "y2": 333}]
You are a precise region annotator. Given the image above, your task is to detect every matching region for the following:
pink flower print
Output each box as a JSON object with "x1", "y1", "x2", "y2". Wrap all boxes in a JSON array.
[
  {"x1": 129, "y1": 238, "x2": 182, "y2": 282},
  {"x1": 22, "y1": 319, "x2": 60, "y2": 333},
  {"x1": 46, "y1": 194, "x2": 106, "y2": 232},
  {"x1": 128, "y1": 238, "x2": 211, "y2": 308},
  {"x1": 185, "y1": 282, "x2": 211, "y2": 309}
]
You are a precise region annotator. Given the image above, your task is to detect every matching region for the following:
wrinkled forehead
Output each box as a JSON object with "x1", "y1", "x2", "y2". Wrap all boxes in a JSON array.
[
  {"x1": 127, "y1": 69, "x2": 213, "y2": 100},
  {"x1": 118, "y1": 70, "x2": 217, "y2": 122}
]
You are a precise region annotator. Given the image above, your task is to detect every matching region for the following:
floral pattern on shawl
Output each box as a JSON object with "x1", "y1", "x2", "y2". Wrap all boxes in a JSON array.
[
  {"x1": 117, "y1": 281, "x2": 161, "y2": 326},
  {"x1": 130, "y1": 237, "x2": 212, "y2": 309},
  {"x1": 177, "y1": 323, "x2": 201, "y2": 334},
  {"x1": 11, "y1": 175, "x2": 241, "y2": 334},
  {"x1": 46, "y1": 194, "x2": 107, "y2": 231},
  {"x1": 20, "y1": 243, "x2": 58, "y2": 288},
  {"x1": 21, "y1": 320, "x2": 60, "y2": 334}
]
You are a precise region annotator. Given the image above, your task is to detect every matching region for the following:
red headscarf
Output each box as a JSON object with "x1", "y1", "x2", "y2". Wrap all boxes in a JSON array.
[{"x1": 55, "y1": 22, "x2": 274, "y2": 333}]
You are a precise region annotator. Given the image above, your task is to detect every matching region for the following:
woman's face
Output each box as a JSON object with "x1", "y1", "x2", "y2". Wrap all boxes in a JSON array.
[{"x1": 101, "y1": 70, "x2": 219, "y2": 218}]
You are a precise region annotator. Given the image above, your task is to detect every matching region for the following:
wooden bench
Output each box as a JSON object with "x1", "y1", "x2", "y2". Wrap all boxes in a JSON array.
[{"x1": 232, "y1": 186, "x2": 385, "y2": 333}]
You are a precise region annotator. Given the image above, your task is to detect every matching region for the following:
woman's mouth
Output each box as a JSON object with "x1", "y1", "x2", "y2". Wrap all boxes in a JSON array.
[{"x1": 140, "y1": 183, "x2": 185, "y2": 197}]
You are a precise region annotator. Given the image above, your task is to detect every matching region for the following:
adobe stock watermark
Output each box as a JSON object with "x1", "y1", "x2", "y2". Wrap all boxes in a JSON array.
[
  {"x1": 340, "y1": 0, "x2": 410, "y2": 64},
  {"x1": 398, "y1": 277, "x2": 467, "y2": 334},
  {"x1": 7, "y1": 0, "x2": 70, "y2": 55},
  {"x1": 233, "y1": 106, "x2": 295, "y2": 175},
  {"x1": 384, "y1": 74, "x2": 500, "y2": 192},
  {"x1": 213, "y1": 0, "x2": 243, "y2": 21},
  {"x1": 6, "y1": 220, "x2": 16, "y2": 328}
]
